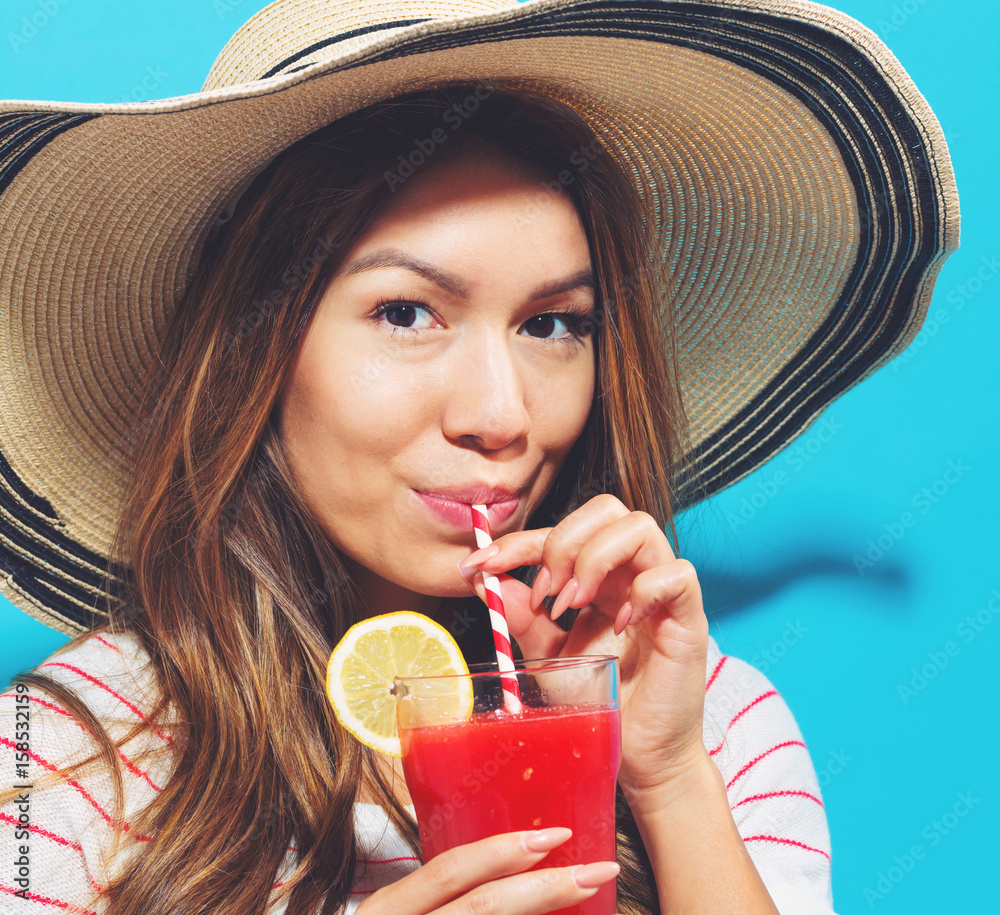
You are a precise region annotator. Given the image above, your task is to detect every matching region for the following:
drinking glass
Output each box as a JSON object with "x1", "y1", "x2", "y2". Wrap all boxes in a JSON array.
[{"x1": 395, "y1": 655, "x2": 621, "y2": 915}]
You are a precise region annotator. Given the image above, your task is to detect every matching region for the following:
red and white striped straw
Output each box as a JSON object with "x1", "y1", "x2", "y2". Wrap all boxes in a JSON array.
[{"x1": 470, "y1": 504, "x2": 523, "y2": 714}]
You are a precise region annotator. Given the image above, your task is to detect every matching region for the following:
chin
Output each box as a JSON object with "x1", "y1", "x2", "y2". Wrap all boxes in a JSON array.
[{"x1": 426, "y1": 580, "x2": 474, "y2": 600}]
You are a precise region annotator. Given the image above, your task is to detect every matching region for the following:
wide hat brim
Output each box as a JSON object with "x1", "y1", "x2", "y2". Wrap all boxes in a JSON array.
[{"x1": 0, "y1": 0, "x2": 959, "y2": 635}]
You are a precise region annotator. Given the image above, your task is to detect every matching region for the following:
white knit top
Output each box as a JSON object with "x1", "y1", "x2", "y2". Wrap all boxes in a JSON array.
[{"x1": 1, "y1": 631, "x2": 839, "y2": 913}]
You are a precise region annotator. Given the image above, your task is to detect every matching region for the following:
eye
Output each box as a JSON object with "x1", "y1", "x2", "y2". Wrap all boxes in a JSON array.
[
  {"x1": 372, "y1": 298, "x2": 436, "y2": 332},
  {"x1": 520, "y1": 310, "x2": 595, "y2": 343}
]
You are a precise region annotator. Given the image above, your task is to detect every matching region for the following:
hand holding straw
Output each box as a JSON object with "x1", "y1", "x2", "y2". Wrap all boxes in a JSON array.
[{"x1": 470, "y1": 504, "x2": 523, "y2": 714}]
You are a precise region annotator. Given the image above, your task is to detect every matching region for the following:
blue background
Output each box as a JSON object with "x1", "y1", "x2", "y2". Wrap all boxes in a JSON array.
[{"x1": 1, "y1": 1, "x2": 996, "y2": 912}]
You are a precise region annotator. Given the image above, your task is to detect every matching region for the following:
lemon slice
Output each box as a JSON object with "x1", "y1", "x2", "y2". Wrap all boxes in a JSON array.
[{"x1": 325, "y1": 611, "x2": 473, "y2": 757}]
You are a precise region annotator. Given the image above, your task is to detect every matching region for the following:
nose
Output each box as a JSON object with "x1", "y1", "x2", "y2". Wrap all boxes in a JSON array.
[{"x1": 441, "y1": 335, "x2": 531, "y2": 451}]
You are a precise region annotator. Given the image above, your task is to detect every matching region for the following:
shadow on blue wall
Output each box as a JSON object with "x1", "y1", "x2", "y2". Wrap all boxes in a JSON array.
[{"x1": 699, "y1": 551, "x2": 909, "y2": 619}]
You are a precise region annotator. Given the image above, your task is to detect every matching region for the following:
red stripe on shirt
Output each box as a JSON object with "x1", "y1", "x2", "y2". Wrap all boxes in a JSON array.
[
  {"x1": 0, "y1": 735, "x2": 149, "y2": 841},
  {"x1": 0, "y1": 882, "x2": 98, "y2": 914},
  {"x1": 726, "y1": 740, "x2": 807, "y2": 790},
  {"x1": 38, "y1": 662, "x2": 174, "y2": 745},
  {"x1": 114, "y1": 753, "x2": 162, "y2": 794},
  {"x1": 743, "y1": 834, "x2": 831, "y2": 860},
  {"x1": 731, "y1": 790, "x2": 825, "y2": 811},
  {"x1": 358, "y1": 856, "x2": 420, "y2": 865},
  {"x1": 705, "y1": 655, "x2": 728, "y2": 692},
  {"x1": 22, "y1": 695, "x2": 74, "y2": 717},
  {"x1": 15, "y1": 694, "x2": 163, "y2": 793},
  {"x1": 92, "y1": 635, "x2": 120, "y2": 652},
  {"x1": 709, "y1": 690, "x2": 779, "y2": 756},
  {"x1": 0, "y1": 812, "x2": 83, "y2": 851}
]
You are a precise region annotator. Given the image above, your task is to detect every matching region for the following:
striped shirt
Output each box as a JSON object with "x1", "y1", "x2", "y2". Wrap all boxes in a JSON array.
[{"x1": 1, "y1": 631, "x2": 838, "y2": 913}]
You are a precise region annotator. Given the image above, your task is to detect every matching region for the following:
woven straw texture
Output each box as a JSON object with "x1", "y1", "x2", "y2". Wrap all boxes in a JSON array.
[{"x1": 0, "y1": 0, "x2": 959, "y2": 633}]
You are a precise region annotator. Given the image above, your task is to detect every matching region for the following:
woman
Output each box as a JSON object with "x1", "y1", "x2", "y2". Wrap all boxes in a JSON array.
[{"x1": 0, "y1": 1, "x2": 957, "y2": 914}]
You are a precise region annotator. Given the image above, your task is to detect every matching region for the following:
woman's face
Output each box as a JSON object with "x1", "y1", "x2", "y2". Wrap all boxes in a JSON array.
[{"x1": 279, "y1": 142, "x2": 596, "y2": 616}]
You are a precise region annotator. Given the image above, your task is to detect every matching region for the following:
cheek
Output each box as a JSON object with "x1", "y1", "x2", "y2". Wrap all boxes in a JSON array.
[
  {"x1": 531, "y1": 355, "x2": 595, "y2": 446},
  {"x1": 282, "y1": 345, "x2": 429, "y2": 462},
  {"x1": 344, "y1": 362, "x2": 437, "y2": 440}
]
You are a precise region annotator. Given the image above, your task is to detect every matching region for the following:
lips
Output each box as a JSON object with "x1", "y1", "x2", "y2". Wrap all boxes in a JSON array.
[{"x1": 414, "y1": 486, "x2": 522, "y2": 529}]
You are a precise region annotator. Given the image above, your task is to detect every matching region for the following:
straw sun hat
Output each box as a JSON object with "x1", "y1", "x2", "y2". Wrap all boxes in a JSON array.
[{"x1": 0, "y1": 0, "x2": 959, "y2": 635}]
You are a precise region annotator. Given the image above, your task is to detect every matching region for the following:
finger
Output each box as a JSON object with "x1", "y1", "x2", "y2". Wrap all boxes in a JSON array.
[
  {"x1": 435, "y1": 860, "x2": 620, "y2": 915},
  {"x1": 460, "y1": 527, "x2": 551, "y2": 574},
  {"x1": 532, "y1": 495, "x2": 633, "y2": 612},
  {"x1": 626, "y1": 558, "x2": 706, "y2": 635},
  {"x1": 464, "y1": 496, "x2": 633, "y2": 613},
  {"x1": 554, "y1": 512, "x2": 676, "y2": 620},
  {"x1": 358, "y1": 828, "x2": 573, "y2": 914},
  {"x1": 458, "y1": 566, "x2": 567, "y2": 659}
]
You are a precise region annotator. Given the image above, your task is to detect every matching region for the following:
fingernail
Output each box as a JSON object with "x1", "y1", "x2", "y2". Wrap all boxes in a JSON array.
[
  {"x1": 613, "y1": 601, "x2": 633, "y2": 636},
  {"x1": 460, "y1": 544, "x2": 499, "y2": 568},
  {"x1": 456, "y1": 560, "x2": 477, "y2": 585},
  {"x1": 522, "y1": 826, "x2": 572, "y2": 852},
  {"x1": 530, "y1": 565, "x2": 551, "y2": 611},
  {"x1": 550, "y1": 577, "x2": 578, "y2": 621},
  {"x1": 573, "y1": 861, "x2": 620, "y2": 889}
]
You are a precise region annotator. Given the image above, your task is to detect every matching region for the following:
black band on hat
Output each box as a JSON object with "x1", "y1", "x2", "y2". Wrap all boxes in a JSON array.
[
  {"x1": 0, "y1": 112, "x2": 98, "y2": 197},
  {"x1": 258, "y1": 18, "x2": 433, "y2": 80},
  {"x1": 0, "y1": 450, "x2": 114, "y2": 632},
  {"x1": 1, "y1": 111, "x2": 114, "y2": 630}
]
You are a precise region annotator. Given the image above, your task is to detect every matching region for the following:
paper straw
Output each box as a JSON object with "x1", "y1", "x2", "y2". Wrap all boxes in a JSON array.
[{"x1": 470, "y1": 504, "x2": 523, "y2": 714}]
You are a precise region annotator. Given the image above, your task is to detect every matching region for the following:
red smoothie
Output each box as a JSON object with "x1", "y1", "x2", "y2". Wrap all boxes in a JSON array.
[{"x1": 399, "y1": 703, "x2": 621, "y2": 915}]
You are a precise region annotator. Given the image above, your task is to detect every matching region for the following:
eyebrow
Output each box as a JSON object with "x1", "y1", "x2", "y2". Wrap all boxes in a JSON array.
[{"x1": 341, "y1": 248, "x2": 596, "y2": 301}]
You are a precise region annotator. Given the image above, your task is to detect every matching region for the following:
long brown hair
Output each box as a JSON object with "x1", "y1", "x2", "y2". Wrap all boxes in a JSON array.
[{"x1": 9, "y1": 81, "x2": 686, "y2": 914}]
